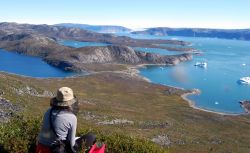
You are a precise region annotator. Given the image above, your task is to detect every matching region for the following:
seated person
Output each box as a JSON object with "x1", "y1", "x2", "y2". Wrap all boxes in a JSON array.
[{"x1": 36, "y1": 87, "x2": 96, "y2": 153}]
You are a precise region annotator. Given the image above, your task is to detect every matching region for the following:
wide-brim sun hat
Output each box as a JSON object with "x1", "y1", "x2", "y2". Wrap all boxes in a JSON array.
[{"x1": 51, "y1": 87, "x2": 77, "y2": 107}]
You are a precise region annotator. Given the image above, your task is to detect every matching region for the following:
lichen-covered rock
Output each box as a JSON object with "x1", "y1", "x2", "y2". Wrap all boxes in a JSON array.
[
  {"x1": 0, "y1": 97, "x2": 19, "y2": 122},
  {"x1": 97, "y1": 119, "x2": 134, "y2": 125},
  {"x1": 13, "y1": 86, "x2": 54, "y2": 97},
  {"x1": 152, "y1": 135, "x2": 171, "y2": 146}
]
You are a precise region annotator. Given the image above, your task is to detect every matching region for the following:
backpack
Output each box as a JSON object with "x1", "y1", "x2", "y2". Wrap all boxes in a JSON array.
[{"x1": 88, "y1": 143, "x2": 106, "y2": 153}]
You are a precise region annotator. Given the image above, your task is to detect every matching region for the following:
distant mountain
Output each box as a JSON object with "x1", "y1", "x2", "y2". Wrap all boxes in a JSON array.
[
  {"x1": 56, "y1": 23, "x2": 132, "y2": 33},
  {"x1": 0, "y1": 22, "x2": 188, "y2": 48},
  {"x1": 132, "y1": 28, "x2": 250, "y2": 41}
]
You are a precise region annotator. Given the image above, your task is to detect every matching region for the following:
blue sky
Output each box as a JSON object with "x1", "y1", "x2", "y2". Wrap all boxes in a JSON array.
[{"x1": 0, "y1": 0, "x2": 250, "y2": 29}]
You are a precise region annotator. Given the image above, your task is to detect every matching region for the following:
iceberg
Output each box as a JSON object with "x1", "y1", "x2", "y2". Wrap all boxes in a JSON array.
[
  {"x1": 194, "y1": 62, "x2": 207, "y2": 68},
  {"x1": 238, "y1": 77, "x2": 250, "y2": 85}
]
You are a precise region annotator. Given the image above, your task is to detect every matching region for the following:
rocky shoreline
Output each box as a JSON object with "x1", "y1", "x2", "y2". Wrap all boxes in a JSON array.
[{"x1": 181, "y1": 90, "x2": 242, "y2": 116}]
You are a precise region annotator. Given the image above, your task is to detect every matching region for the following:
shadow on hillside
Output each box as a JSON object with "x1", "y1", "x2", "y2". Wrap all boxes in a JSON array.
[{"x1": 0, "y1": 144, "x2": 8, "y2": 153}]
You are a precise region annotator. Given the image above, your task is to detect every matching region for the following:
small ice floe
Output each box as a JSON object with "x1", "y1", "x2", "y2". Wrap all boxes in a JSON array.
[
  {"x1": 227, "y1": 46, "x2": 232, "y2": 49},
  {"x1": 242, "y1": 63, "x2": 246, "y2": 66},
  {"x1": 194, "y1": 62, "x2": 207, "y2": 68},
  {"x1": 215, "y1": 101, "x2": 219, "y2": 105},
  {"x1": 160, "y1": 67, "x2": 164, "y2": 70},
  {"x1": 238, "y1": 77, "x2": 250, "y2": 85},
  {"x1": 171, "y1": 37, "x2": 178, "y2": 40}
]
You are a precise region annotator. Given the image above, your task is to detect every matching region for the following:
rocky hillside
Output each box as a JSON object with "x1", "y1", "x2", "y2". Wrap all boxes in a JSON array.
[
  {"x1": 0, "y1": 24, "x2": 193, "y2": 72},
  {"x1": 0, "y1": 22, "x2": 194, "y2": 51},
  {"x1": 44, "y1": 45, "x2": 192, "y2": 71},
  {"x1": 132, "y1": 27, "x2": 250, "y2": 40},
  {"x1": 0, "y1": 33, "x2": 67, "y2": 57}
]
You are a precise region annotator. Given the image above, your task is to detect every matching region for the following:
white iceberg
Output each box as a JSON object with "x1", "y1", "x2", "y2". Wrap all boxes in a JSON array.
[
  {"x1": 238, "y1": 77, "x2": 250, "y2": 85},
  {"x1": 194, "y1": 62, "x2": 207, "y2": 68}
]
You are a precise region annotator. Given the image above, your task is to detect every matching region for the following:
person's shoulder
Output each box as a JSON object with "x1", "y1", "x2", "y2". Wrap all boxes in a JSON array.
[
  {"x1": 61, "y1": 111, "x2": 77, "y2": 120},
  {"x1": 62, "y1": 112, "x2": 77, "y2": 126}
]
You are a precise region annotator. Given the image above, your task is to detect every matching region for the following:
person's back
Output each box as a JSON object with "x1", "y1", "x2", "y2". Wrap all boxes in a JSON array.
[{"x1": 38, "y1": 108, "x2": 77, "y2": 152}]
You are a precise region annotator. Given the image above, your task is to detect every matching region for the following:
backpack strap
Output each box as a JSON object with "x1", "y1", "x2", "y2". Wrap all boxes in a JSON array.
[
  {"x1": 49, "y1": 108, "x2": 75, "y2": 153},
  {"x1": 49, "y1": 108, "x2": 59, "y2": 138}
]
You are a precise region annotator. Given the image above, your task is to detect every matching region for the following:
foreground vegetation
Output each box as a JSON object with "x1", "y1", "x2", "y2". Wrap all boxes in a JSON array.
[
  {"x1": 1, "y1": 72, "x2": 250, "y2": 152},
  {"x1": 0, "y1": 117, "x2": 168, "y2": 153}
]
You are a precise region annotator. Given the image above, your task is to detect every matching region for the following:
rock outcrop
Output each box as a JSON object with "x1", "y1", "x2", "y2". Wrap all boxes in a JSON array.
[
  {"x1": 152, "y1": 135, "x2": 171, "y2": 146},
  {"x1": 13, "y1": 86, "x2": 55, "y2": 97},
  {"x1": 0, "y1": 96, "x2": 19, "y2": 122}
]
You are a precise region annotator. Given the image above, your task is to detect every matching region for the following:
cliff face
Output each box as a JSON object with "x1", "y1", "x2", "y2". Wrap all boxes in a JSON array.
[
  {"x1": 132, "y1": 28, "x2": 250, "y2": 41},
  {"x1": 136, "y1": 51, "x2": 192, "y2": 65}
]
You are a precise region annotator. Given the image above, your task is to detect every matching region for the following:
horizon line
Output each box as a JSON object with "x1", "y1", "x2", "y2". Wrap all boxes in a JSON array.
[{"x1": 1, "y1": 21, "x2": 250, "y2": 30}]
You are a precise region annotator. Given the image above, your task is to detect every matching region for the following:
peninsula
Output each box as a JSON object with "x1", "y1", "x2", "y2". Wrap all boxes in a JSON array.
[{"x1": 0, "y1": 22, "x2": 193, "y2": 72}]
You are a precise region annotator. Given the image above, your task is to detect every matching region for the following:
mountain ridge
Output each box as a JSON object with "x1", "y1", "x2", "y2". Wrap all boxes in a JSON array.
[
  {"x1": 132, "y1": 27, "x2": 250, "y2": 40},
  {"x1": 0, "y1": 22, "x2": 193, "y2": 51},
  {"x1": 54, "y1": 22, "x2": 250, "y2": 41},
  {"x1": 55, "y1": 23, "x2": 132, "y2": 33}
]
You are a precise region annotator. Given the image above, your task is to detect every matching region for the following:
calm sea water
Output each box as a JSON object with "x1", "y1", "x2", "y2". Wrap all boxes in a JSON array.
[
  {"x1": 1, "y1": 36, "x2": 249, "y2": 113},
  {"x1": 0, "y1": 49, "x2": 76, "y2": 78},
  {"x1": 137, "y1": 35, "x2": 250, "y2": 114},
  {"x1": 0, "y1": 40, "x2": 108, "y2": 78}
]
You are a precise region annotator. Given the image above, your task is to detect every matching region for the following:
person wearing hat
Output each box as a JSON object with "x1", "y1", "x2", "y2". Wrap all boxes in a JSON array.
[{"x1": 36, "y1": 87, "x2": 96, "y2": 153}]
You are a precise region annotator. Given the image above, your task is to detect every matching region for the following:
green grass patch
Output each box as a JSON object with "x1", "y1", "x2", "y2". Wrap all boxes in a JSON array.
[{"x1": 0, "y1": 117, "x2": 169, "y2": 153}]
